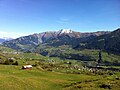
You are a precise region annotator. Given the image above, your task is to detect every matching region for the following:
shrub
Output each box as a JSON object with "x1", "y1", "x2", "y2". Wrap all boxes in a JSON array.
[
  {"x1": 12, "y1": 61, "x2": 18, "y2": 65},
  {"x1": 99, "y1": 84, "x2": 111, "y2": 89},
  {"x1": 4, "y1": 60, "x2": 11, "y2": 65}
]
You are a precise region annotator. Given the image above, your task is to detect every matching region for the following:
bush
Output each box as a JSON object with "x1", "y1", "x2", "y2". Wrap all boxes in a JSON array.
[
  {"x1": 12, "y1": 61, "x2": 18, "y2": 65},
  {"x1": 4, "y1": 59, "x2": 18, "y2": 65},
  {"x1": 4, "y1": 60, "x2": 11, "y2": 65},
  {"x1": 99, "y1": 84, "x2": 111, "y2": 89}
]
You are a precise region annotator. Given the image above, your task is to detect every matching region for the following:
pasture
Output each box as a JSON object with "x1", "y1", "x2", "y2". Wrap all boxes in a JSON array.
[{"x1": 0, "y1": 65, "x2": 120, "y2": 90}]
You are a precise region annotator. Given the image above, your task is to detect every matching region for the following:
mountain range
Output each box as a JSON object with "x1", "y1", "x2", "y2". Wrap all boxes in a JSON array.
[
  {"x1": 2, "y1": 28, "x2": 120, "y2": 55},
  {"x1": 0, "y1": 37, "x2": 13, "y2": 44},
  {"x1": 2, "y1": 29, "x2": 110, "y2": 52}
]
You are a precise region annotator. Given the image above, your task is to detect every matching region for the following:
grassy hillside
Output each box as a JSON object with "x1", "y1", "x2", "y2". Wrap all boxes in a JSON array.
[
  {"x1": 0, "y1": 45, "x2": 120, "y2": 90},
  {"x1": 32, "y1": 44, "x2": 120, "y2": 66},
  {"x1": 0, "y1": 45, "x2": 16, "y2": 53},
  {"x1": 0, "y1": 65, "x2": 120, "y2": 90},
  {"x1": 0, "y1": 51, "x2": 120, "y2": 90}
]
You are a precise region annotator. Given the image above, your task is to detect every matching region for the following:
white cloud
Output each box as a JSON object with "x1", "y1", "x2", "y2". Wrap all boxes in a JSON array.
[
  {"x1": 0, "y1": 31, "x2": 30, "y2": 39},
  {"x1": 59, "y1": 17, "x2": 69, "y2": 22},
  {"x1": 57, "y1": 17, "x2": 70, "y2": 24}
]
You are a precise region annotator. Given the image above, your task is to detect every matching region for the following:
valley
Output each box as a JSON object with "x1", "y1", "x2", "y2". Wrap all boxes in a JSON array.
[
  {"x1": 0, "y1": 35, "x2": 120, "y2": 90},
  {"x1": 0, "y1": 0, "x2": 119, "y2": 89}
]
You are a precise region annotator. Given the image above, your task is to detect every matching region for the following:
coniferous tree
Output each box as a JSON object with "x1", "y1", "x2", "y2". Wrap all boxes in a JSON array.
[{"x1": 98, "y1": 51, "x2": 102, "y2": 64}]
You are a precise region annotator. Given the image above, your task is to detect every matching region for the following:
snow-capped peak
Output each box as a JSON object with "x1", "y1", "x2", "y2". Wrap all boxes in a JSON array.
[{"x1": 59, "y1": 29, "x2": 73, "y2": 34}]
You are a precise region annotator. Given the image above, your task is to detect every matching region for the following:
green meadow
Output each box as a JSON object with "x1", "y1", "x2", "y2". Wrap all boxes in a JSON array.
[
  {"x1": 0, "y1": 48, "x2": 120, "y2": 90},
  {"x1": 0, "y1": 65, "x2": 120, "y2": 90}
]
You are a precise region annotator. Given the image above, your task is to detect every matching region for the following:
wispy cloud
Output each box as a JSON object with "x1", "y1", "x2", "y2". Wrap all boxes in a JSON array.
[
  {"x1": 0, "y1": 31, "x2": 30, "y2": 39},
  {"x1": 57, "y1": 17, "x2": 70, "y2": 24}
]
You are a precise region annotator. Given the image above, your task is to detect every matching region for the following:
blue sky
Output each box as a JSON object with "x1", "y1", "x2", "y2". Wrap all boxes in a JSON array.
[{"x1": 0, "y1": 0, "x2": 120, "y2": 38}]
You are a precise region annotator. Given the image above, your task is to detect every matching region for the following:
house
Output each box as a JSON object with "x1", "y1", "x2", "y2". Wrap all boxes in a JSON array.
[{"x1": 22, "y1": 65, "x2": 32, "y2": 70}]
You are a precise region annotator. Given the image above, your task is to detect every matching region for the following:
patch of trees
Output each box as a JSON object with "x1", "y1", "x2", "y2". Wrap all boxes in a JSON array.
[
  {"x1": 39, "y1": 49, "x2": 96, "y2": 61},
  {"x1": 3, "y1": 58, "x2": 18, "y2": 65},
  {"x1": 58, "y1": 53, "x2": 96, "y2": 61},
  {"x1": 103, "y1": 60, "x2": 120, "y2": 66}
]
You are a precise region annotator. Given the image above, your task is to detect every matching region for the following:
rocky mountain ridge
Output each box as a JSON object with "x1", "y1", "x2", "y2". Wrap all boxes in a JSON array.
[{"x1": 2, "y1": 29, "x2": 110, "y2": 51}]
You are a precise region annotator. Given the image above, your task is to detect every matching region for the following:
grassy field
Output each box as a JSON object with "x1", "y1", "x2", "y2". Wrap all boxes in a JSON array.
[
  {"x1": 0, "y1": 65, "x2": 120, "y2": 90},
  {"x1": 0, "y1": 48, "x2": 120, "y2": 90}
]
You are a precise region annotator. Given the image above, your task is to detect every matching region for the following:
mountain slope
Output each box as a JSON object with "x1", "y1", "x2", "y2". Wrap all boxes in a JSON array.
[
  {"x1": 0, "y1": 37, "x2": 13, "y2": 44},
  {"x1": 2, "y1": 29, "x2": 109, "y2": 52},
  {"x1": 0, "y1": 45, "x2": 16, "y2": 53},
  {"x1": 84, "y1": 28, "x2": 120, "y2": 54},
  {"x1": 0, "y1": 38, "x2": 6, "y2": 44}
]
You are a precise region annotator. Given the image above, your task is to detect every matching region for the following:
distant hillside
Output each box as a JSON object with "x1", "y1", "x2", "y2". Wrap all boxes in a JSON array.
[
  {"x1": 0, "y1": 38, "x2": 6, "y2": 44},
  {"x1": 2, "y1": 29, "x2": 109, "y2": 52},
  {"x1": 0, "y1": 37, "x2": 13, "y2": 44},
  {"x1": 0, "y1": 45, "x2": 16, "y2": 53},
  {"x1": 75, "y1": 28, "x2": 120, "y2": 54}
]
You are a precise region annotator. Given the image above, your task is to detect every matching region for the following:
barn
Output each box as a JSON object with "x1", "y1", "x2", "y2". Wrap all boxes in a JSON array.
[{"x1": 22, "y1": 65, "x2": 32, "y2": 70}]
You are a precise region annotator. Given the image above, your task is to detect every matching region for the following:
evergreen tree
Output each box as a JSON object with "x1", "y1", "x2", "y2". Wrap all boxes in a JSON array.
[{"x1": 98, "y1": 51, "x2": 102, "y2": 64}]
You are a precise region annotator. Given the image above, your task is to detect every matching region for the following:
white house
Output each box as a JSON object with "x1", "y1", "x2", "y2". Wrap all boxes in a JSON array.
[{"x1": 22, "y1": 65, "x2": 32, "y2": 69}]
